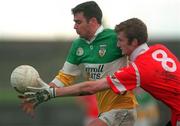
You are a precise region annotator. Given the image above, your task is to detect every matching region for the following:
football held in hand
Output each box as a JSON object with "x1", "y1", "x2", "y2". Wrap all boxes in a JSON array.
[{"x1": 10, "y1": 65, "x2": 41, "y2": 93}]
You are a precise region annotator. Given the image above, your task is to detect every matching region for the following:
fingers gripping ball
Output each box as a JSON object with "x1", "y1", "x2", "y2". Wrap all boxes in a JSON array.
[{"x1": 10, "y1": 65, "x2": 41, "y2": 93}]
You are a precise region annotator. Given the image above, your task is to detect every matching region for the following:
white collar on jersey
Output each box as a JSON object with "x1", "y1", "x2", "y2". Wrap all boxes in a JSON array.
[
  {"x1": 130, "y1": 43, "x2": 149, "y2": 61},
  {"x1": 86, "y1": 25, "x2": 104, "y2": 44}
]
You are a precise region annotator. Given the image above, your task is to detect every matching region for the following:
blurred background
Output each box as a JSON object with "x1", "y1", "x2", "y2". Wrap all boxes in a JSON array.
[{"x1": 0, "y1": 0, "x2": 179, "y2": 126}]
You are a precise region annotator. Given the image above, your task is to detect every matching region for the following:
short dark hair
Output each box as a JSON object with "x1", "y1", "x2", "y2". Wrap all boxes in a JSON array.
[
  {"x1": 71, "y1": 1, "x2": 102, "y2": 24},
  {"x1": 115, "y1": 18, "x2": 148, "y2": 45}
]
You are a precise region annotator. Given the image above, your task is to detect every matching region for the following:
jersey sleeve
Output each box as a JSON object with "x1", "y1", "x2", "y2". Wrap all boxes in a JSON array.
[
  {"x1": 106, "y1": 63, "x2": 140, "y2": 94},
  {"x1": 51, "y1": 40, "x2": 82, "y2": 87},
  {"x1": 51, "y1": 61, "x2": 81, "y2": 87}
]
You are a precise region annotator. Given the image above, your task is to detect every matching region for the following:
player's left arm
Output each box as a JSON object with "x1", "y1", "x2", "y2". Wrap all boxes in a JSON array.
[
  {"x1": 25, "y1": 77, "x2": 109, "y2": 98},
  {"x1": 20, "y1": 62, "x2": 138, "y2": 109},
  {"x1": 56, "y1": 78, "x2": 109, "y2": 96}
]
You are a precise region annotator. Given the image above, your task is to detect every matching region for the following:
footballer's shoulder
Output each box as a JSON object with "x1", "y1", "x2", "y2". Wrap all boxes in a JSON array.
[
  {"x1": 72, "y1": 38, "x2": 85, "y2": 44},
  {"x1": 97, "y1": 28, "x2": 117, "y2": 39},
  {"x1": 103, "y1": 28, "x2": 116, "y2": 34},
  {"x1": 149, "y1": 44, "x2": 168, "y2": 51}
]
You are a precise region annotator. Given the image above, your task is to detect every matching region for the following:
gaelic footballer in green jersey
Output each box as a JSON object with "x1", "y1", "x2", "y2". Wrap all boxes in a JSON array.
[{"x1": 52, "y1": 26, "x2": 137, "y2": 113}]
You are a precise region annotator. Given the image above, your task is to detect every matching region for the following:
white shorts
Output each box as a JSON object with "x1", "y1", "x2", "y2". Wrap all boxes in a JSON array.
[
  {"x1": 177, "y1": 121, "x2": 180, "y2": 126},
  {"x1": 99, "y1": 108, "x2": 137, "y2": 126}
]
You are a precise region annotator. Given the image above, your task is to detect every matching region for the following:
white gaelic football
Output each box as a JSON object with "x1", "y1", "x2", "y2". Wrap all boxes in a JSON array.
[{"x1": 10, "y1": 65, "x2": 41, "y2": 93}]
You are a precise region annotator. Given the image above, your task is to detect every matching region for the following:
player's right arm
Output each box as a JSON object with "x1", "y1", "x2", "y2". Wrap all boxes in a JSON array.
[
  {"x1": 49, "y1": 61, "x2": 81, "y2": 87},
  {"x1": 49, "y1": 40, "x2": 81, "y2": 88}
]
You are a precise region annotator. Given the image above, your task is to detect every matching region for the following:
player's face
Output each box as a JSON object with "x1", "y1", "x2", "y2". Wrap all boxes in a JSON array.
[
  {"x1": 117, "y1": 32, "x2": 137, "y2": 56},
  {"x1": 73, "y1": 12, "x2": 91, "y2": 40}
]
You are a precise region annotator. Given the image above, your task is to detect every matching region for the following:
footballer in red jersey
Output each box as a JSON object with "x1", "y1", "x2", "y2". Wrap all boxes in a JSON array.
[
  {"x1": 107, "y1": 44, "x2": 180, "y2": 126},
  {"x1": 105, "y1": 18, "x2": 180, "y2": 126}
]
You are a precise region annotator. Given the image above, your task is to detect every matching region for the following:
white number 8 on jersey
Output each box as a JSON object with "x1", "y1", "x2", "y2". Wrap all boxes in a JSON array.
[{"x1": 152, "y1": 49, "x2": 177, "y2": 72}]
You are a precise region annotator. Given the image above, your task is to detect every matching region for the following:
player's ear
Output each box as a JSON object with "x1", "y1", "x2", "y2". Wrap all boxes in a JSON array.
[
  {"x1": 89, "y1": 17, "x2": 97, "y2": 25},
  {"x1": 132, "y1": 38, "x2": 138, "y2": 47}
]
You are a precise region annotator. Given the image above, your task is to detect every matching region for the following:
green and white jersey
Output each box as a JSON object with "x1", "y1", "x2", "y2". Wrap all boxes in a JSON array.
[
  {"x1": 62, "y1": 28, "x2": 125, "y2": 80},
  {"x1": 58, "y1": 27, "x2": 137, "y2": 113}
]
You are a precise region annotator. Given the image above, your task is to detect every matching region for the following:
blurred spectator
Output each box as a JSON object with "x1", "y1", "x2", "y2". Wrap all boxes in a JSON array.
[{"x1": 134, "y1": 88, "x2": 160, "y2": 126}]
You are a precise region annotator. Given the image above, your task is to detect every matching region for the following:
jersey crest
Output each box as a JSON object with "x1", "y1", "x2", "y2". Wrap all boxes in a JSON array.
[
  {"x1": 99, "y1": 44, "x2": 107, "y2": 57},
  {"x1": 76, "y1": 47, "x2": 84, "y2": 56}
]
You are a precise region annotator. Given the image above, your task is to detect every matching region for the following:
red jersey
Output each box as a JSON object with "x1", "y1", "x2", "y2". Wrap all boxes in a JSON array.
[{"x1": 107, "y1": 44, "x2": 180, "y2": 126}]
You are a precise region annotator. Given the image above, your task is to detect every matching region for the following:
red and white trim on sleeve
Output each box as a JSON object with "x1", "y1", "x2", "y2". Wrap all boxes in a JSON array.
[
  {"x1": 106, "y1": 62, "x2": 141, "y2": 94},
  {"x1": 106, "y1": 74, "x2": 127, "y2": 94},
  {"x1": 131, "y1": 63, "x2": 140, "y2": 87}
]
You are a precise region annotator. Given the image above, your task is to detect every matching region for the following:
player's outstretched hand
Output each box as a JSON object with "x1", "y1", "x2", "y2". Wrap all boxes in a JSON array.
[
  {"x1": 18, "y1": 95, "x2": 36, "y2": 118},
  {"x1": 18, "y1": 78, "x2": 56, "y2": 117}
]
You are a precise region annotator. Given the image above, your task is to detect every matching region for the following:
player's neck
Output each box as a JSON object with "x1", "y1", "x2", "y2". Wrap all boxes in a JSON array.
[{"x1": 87, "y1": 25, "x2": 102, "y2": 42}]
